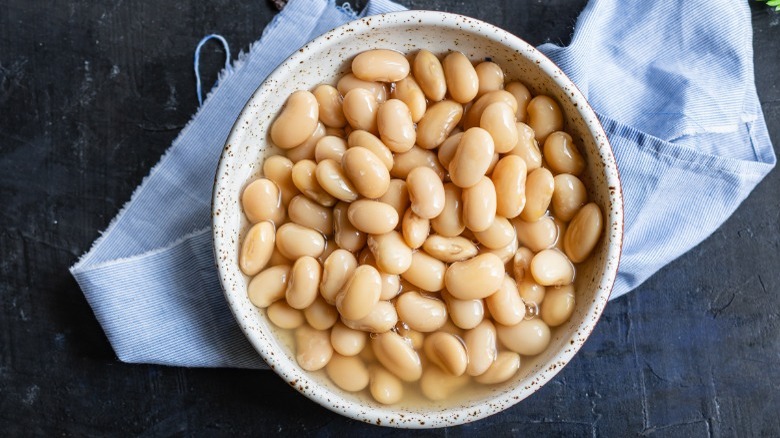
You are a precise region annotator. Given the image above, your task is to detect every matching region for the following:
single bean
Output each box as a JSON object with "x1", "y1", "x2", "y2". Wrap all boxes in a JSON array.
[
  {"x1": 422, "y1": 235, "x2": 478, "y2": 263},
  {"x1": 291, "y1": 159, "x2": 337, "y2": 207},
  {"x1": 430, "y1": 183, "x2": 465, "y2": 237},
  {"x1": 506, "y1": 122, "x2": 542, "y2": 171},
  {"x1": 270, "y1": 90, "x2": 319, "y2": 149},
  {"x1": 304, "y1": 296, "x2": 338, "y2": 330},
  {"x1": 352, "y1": 49, "x2": 410, "y2": 82},
  {"x1": 564, "y1": 202, "x2": 603, "y2": 263},
  {"x1": 347, "y1": 199, "x2": 399, "y2": 234},
  {"x1": 320, "y1": 249, "x2": 358, "y2": 304},
  {"x1": 275, "y1": 222, "x2": 325, "y2": 259},
  {"x1": 442, "y1": 51, "x2": 479, "y2": 103},
  {"x1": 313, "y1": 84, "x2": 346, "y2": 128},
  {"x1": 445, "y1": 253, "x2": 504, "y2": 300},
  {"x1": 390, "y1": 146, "x2": 445, "y2": 180},
  {"x1": 474, "y1": 216, "x2": 515, "y2": 249},
  {"x1": 342, "y1": 88, "x2": 378, "y2": 133},
  {"x1": 449, "y1": 128, "x2": 495, "y2": 189},
  {"x1": 248, "y1": 265, "x2": 290, "y2": 308},
  {"x1": 314, "y1": 135, "x2": 347, "y2": 163},
  {"x1": 424, "y1": 331, "x2": 468, "y2": 376},
  {"x1": 347, "y1": 130, "x2": 393, "y2": 170},
  {"x1": 330, "y1": 321, "x2": 367, "y2": 356},
  {"x1": 475, "y1": 61, "x2": 504, "y2": 97},
  {"x1": 369, "y1": 365, "x2": 404, "y2": 404},
  {"x1": 342, "y1": 300, "x2": 398, "y2": 333},
  {"x1": 486, "y1": 275, "x2": 526, "y2": 326},
  {"x1": 463, "y1": 90, "x2": 518, "y2": 129},
  {"x1": 416, "y1": 100, "x2": 463, "y2": 149},
  {"x1": 341, "y1": 146, "x2": 390, "y2": 199},
  {"x1": 474, "y1": 351, "x2": 521, "y2": 384},
  {"x1": 391, "y1": 75, "x2": 426, "y2": 122},
  {"x1": 286, "y1": 256, "x2": 322, "y2": 310},
  {"x1": 437, "y1": 131, "x2": 463, "y2": 169},
  {"x1": 491, "y1": 155, "x2": 527, "y2": 219},
  {"x1": 286, "y1": 122, "x2": 326, "y2": 162},
  {"x1": 295, "y1": 324, "x2": 333, "y2": 371},
  {"x1": 325, "y1": 353, "x2": 370, "y2": 392},
  {"x1": 267, "y1": 300, "x2": 305, "y2": 329},
  {"x1": 288, "y1": 195, "x2": 333, "y2": 235},
  {"x1": 464, "y1": 320, "x2": 498, "y2": 376},
  {"x1": 530, "y1": 249, "x2": 574, "y2": 286},
  {"x1": 480, "y1": 102, "x2": 518, "y2": 153},
  {"x1": 333, "y1": 202, "x2": 366, "y2": 252},
  {"x1": 504, "y1": 82, "x2": 531, "y2": 122},
  {"x1": 242, "y1": 178, "x2": 285, "y2": 225},
  {"x1": 263, "y1": 155, "x2": 299, "y2": 206},
  {"x1": 496, "y1": 318, "x2": 551, "y2": 356},
  {"x1": 400, "y1": 251, "x2": 446, "y2": 292},
  {"x1": 407, "y1": 167, "x2": 445, "y2": 219},
  {"x1": 401, "y1": 208, "x2": 429, "y2": 249},
  {"x1": 412, "y1": 49, "x2": 446, "y2": 101},
  {"x1": 396, "y1": 291, "x2": 448, "y2": 333},
  {"x1": 396, "y1": 323, "x2": 425, "y2": 350},
  {"x1": 463, "y1": 176, "x2": 497, "y2": 232},
  {"x1": 378, "y1": 271, "x2": 401, "y2": 301},
  {"x1": 336, "y1": 265, "x2": 382, "y2": 320},
  {"x1": 377, "y1": 99, "x2": 416, "y2": 153},
  {"x1": 552, "y1": 174, "x2": 587, "y2": 222},
  {"x1": 512, "y1": 247, "x2": 534, "y2": 281},
  {"x1": 372, "y1": 331, "x2": 423, "y2": 382},
  {"x1": 514, "y1": 215, "x2": 558, "y2": 252},
  {"x1": 367, "y1": 230, "x2": 413, "y2": 275},
  {"x1": 520, "y1": 167, "x2": 554, "y2": 222},
  {"x1": 541, "y1": 285, "x2": 576, "y2": 327},
  {"x1": 337, "y1": 73, "x2": 387, "y2": 102},
  {"x1": 527, "y1": 95, "x2": 563, "y2": 143},
  {"x1": 442, "y1": 290, "x2": 484, "y2": 330},
  {"x1": 544, "y1": 131, "x2": 585, "y2": 175},
  {"x1": 420, "y1": 365, "x2": 470, "y2": 401},
  {"x1": 240, "y1": 221, "x2": 275, "y2": 276},
  {"x1": 315, "y1": 158, "x2": 359, "y2": 202}
]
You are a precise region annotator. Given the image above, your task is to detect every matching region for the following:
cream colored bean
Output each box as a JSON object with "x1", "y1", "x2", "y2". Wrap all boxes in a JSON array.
[
  {"x1": 352, "y1": 49, "x2": 410, "y2": 82},
  {"x1": 464, "y1": 320, "x2": 498, "y2": 376},
  {"x1": 541, "y1": 285, "x2": 576, "y2": 327},
  {"x1": 341, "y1": 147, "x2": 390, "y2": 199},
  {"x1": 474, "y1": 351, "x2": 521, "y2": 384},
  {"x1": 491, "y1": 155, "x2": 527, "y2": 219},
  {"x1": 295, "y1": 324, "x2": 333, "y2": 371},
  {"x1": 401, "y1": 208, "x2": 429, "y2": 249},
  {"x1": 342, "y1": 88, "x2": 378, "y2": 133},
  {"x1": 336, "y1": 265, "x2": 382, "y2": 320},
  {"x1": 416, "y1": 100, "x2": 463, "y2": 149},
  {"x1": 347, "y1": 130, "x2": 393, "y2": 171},
  {"x1": 396, "y1": 291, "x2": 448, "y2": 333},
  {"x1": 507, "y1": 122, "x2": 542, "y2": 171},
  {"x1": 377, "y1": 179, "x2": 409, "y2": 223},
  {"x1": 291, "y1": 159, "x2": 336, "y2": 207},
  {"x1": 430, "y1": 183, "x2": 465, "y2": 237},
  {"x1": 390, "y1": 146, "x2": 445, "y2": 180},
  {"x1": 270, "y1": 90, "x2": 319, "y2": 149},
  {"x1": 248, "y1": 265, "x2": 290, "y2": 308},
  {"x1": 511, "y1": 247, "x2": 534, "y2": 280},
  {"x1": 320, "y1": 249, "x2": 358, "y2": 304},
  {"x1": 267, "y1": 300, "x2": 305, "y2": 329},
  {"x1": 330, "y1": 321, "x2": 367, "y2": 356},
  {"x1": 424, "y1": 331, "x2": 468, "y2": 376},
  {"x1": 240, "y1": 221, "x2": 275, "y2": 276},
  {"x1": 463, "y1": 90, "x2": 518, "y2": 129},
  {"x1": 474, "y1": 216, "x2": 515, "y2": 249},
  {"x1": 285, "y1": 122, "x2": 326, "y2": 163},
  {"x1": 514, "y1": 215, "x2": 558, "y2": 252},
  {"x1": 563, "y1": 202, "x2": 603, "y2": 263},
  {"x1": 396, "y1": 323, "x2": 425, "y2": 350},
  {"x1": 286, "y1": 256, "x2": 322, "y2": 310},
  {"x1": 367, "y1": 231, "x2": 413, "y2": 275},
  {"x1": 391, "y1": 75, "x2": 426, "y2": 122},
  {"x1": 449, "y1": 128, "x2": 495, "y2": 189},
  {"x1": 445, "y1": 253, "x2": 504, "y2": 300},
  {"x1": 496, "y1": 319, "x2": 551, "y2": 356},
  {"x1": 304, "y1": 296, "x2": 338, "y2": 330},
  {"x1": 268, "y1": 246, "x2": 292, "y2": 267},
  {"x1": 486, "y1": 275, "x2": 526, "y2": 326},
  {"x1": 377, "y1": 99, "x2": 416, "y2": 153},
  {"x1": 347, "y1": 199, "x2": 399, "y2": 234},
  {"x1": 437, "y1": 131, "x2": 463, "y2": 169},
  {"x1": 400, "y1": 251, "x2": 446, "y2": 292},
  {"x1": 504, "y1": 82, "x2": 531, "y2": 122},
  {"x1": 407, "y1": 167, "x2": 446, "y2": 219},
  {"x1": 442, "y1": 51, "x2": 478, "y2": 103},
  {"x1": 527, "y1": 95, "x2": 563, "y2": 143},
  {"x1": 263, "y1": 155, "x2": 299, "y2": 206},
  {"x1": 520, "y1": 167, "x2": 554, "y2": 222},
  {"x1": 379, "y1": 272, "x2": 401, "y2": 301},
  {"x1": 312, "y1": 84, "x2": 346, "y2": 128},
  {"x1": 333, "y1": 202, "x2": 366, "y2": 252},
  {"x1": 420, "y1": 365, "x2": 470, "y2": 401},
  {"x1": 475, "y1": 61, "x2": 504, "y2": 97},
  {"x1": 242, "y1": 178, "x2": 285, "y2": 225},
  {"x1": 518, "y1": 278, "x2": 546, "y2": 306},
  {"x1": 314, "y1": 135, "x2": 347, "y2": 163},
  {"x1": 275, "y1": 223, "x2": 325, "y2": 259},
  {"x1": 530, "y1": 249, "x2": 574, "y2": 286},
  {"x1": 552, "y1": 174, "x2": 587, "y2": 222},
  {"x1": 318, "y1": 238, "x2": 337, "y2": 264},
  {"x1": 480, "y1": 102, "x2": 518, "y2": 153},
  {"x1": 479, "y1": 232, "x2": 518, "y2": 264},
  {"x1": 288, "y1": 195, "x2": 333, "y2": 235},
  {"x1": 342, "y1": 300, "x2": 398, "y2": 333},
  {"x1": 413, "y1": 49, "x2": 446, "y2": 101},
  {"x1": 369, "y1": 365, "x2": 404, "y2": 404},
  {"x1": 315, "y1": 158, "x2": 359, "y2": 202},
  {"x1": 544, "y1": 131, "x2": 586, "y2": 176},
  {"x1": 337, "y1": 73, "x2": 387, "y2": 102},
  {"x1": 422, "y1": 235, "x2": 478, "y2": 263},
  {"x1": 553, "y1": 216, "x2": 568, "y2": 252},
  {"x1": 326, "y1": 353, "x2": 370, "y2": 392},
  {"x1": 463, "y1": 176, "x2": 497, "y2": 232},
  {"x1": 372, "y1": 331, "x2": 423, "y2": 382},
  {"x1": 442, "y1": 290, "x2": 484, "y2": 330}
]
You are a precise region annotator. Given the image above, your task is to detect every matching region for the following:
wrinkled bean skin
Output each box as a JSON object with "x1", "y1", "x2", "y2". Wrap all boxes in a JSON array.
[{"x1": 423, "y1": 235, "x2": 479, "y2": 263}]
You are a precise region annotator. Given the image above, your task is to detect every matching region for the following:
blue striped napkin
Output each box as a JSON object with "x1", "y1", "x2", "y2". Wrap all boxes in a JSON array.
[{"x1": 70, "y1": 0, "x2": 775, "y2": 368}]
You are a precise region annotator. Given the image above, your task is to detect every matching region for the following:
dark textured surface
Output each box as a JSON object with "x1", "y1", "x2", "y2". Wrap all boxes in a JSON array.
[{"x1": 1, "y1": 0, "x2": 778, "y2": 435}]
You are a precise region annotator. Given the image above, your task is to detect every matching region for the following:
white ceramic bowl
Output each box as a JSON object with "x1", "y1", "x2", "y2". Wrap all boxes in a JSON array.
[{"x1": 213, "y1": 10, "x2": 623, "y2": 428}]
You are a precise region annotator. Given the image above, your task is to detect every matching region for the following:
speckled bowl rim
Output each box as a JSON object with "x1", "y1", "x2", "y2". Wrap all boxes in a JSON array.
[{"x1": 213, "y1": 10, "x2": 623, "y2": 429}]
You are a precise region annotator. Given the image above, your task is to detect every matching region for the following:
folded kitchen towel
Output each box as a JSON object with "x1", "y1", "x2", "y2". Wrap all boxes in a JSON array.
[{"x1": 70, "y1": 0, "x2": 775, "y2": 369}]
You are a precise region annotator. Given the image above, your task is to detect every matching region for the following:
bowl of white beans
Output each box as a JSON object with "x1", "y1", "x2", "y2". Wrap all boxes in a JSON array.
[{"x1": 212, "y1": 10, "x2": 623, "y2": 428}]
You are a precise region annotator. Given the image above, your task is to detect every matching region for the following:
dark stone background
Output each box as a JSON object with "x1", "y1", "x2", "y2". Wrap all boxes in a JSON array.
[{"x1": 1, "y1": 0, "x2": 778, "y2": 435}]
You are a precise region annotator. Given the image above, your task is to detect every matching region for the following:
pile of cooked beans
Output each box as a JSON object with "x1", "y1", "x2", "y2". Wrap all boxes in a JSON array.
[{"x1": 239, "y1": 49, "x2": 603, "y2": 404}]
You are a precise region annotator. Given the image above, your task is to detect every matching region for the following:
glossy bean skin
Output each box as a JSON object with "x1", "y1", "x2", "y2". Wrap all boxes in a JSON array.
[
  {"x1": 288, "y1": 195, "x2": 333, "y2": 235},
  {"x1": 347, "y1": 200, "x2": 399, "y2": 235},
  {"x1": 474, "y1": 216, "x2": 515, "y2": 249},
  {"x1": 449, "y1": 128, "x2": 495, "y2": 189},
  {"x1": 401, "y1": 208, "x2": 429, "y2": 249},
  {"x1": 475, "y1": 61, "x2": 504, "y2": 97},
  {"x1": 314, "y1": 135, "x2": 347, "y2": 163},
  {"x1": 372, "y1": 331, "x2": 423, "y2": 382},
  {"x1": 442, "y1": 290, "x2": 484, "y2": 330},
  {"x1": 396, "y1": 323, "x2": 425, "y2": 350},
  {"x1": 291, "y1": 159, "x2": 337, "y2": 207},
  {"x1": 552, "y1": 174, "x2": 587, "y2": 222},
  {"x1": 504, "y1": 82, "x2": 531, "y2": 122},
  {"x1": 420, "y1": 366, "x2": 470, "y2": 401},
  {"x1": 413, "y1": 49, "x2": 446, "y2": 102},
  {"x1": 431, "y1": 183, "x2": 466, "y2": 237},
  {"x1": 514, "y1": 215, "x2": 558, "y2": 253},
  {"x1": 369, "y1": 365, "x2": 404, "y2": 404},
  {"x1": 337, "y1": 73, "x2": 387, "y2": 102},
  {"x1": 326, "y1": 354, "x2": 370, "y2": 392},
  {"x1": 313, "y1": 84, "x2": 346, "y2": 128},
  {"x1": 400, "y1": 251, "x2": 446, "y2": 292},
  {"x1": 474, "y1": 351, "x2": 521, "y2": 384},
  {"x1": 390, "y1": 146, "x2": 445, "y2": 180},
  {"x1": 564, "y1": 202, "x2": 603, "y2": 263},
  {"x1": 391, "y1": 76, "x2": 426, "y2": 122},
  {"x1": 342, "y1": 88, "x2": 379, "y2": 133},
  {"x1": 341, "y1": 147, "x2": 391, "y2": 199},
  {"x1": 333, "y1": 202, "x2": 366, "y2": 252},
  {"x1": 507, "y1": 122, "x2": 542, "y2": 171},
  {"x1": 347, "y1": 130, "x2": 393, "y2": 171},
  {"x1": 396, "y1": 291, "x2": 448, "y2": 333},
  {"x1": 286, "y1": 256, "x2": 322, "y2": 310},
  {"x1": 240, "y1": 221, "x2": 276, "y2": 276},
  {"x1": 378, "y1": 271, "x2": 401, "y2": 301},
  {"x1": 463, "y1": 90, "x2": 518, "y2": 130},
  {"x1": 275, "y1": 223, "x2": 325, "y2": 259},
  {"x1": 424, "y1": 331, "x2": 468, "y2": 376},
  {"x1": 527, "y1": 95, "x2": 563, "y2": 143},
  {"x1": 544, "y1": 131, "x2": 586, "y2": 175},
  {"x1": 286, "y1": 122, "x2": 326, "y2": 163},
  {"x1": 491, "y1": 155, "x2": 527, "y2": 219},
  {"x1": 407, "y1": 167, "x2": 446, "y2": 219},
  {"x1": 480, "y1": 102, "x2": 518, "y2": 153},
  {"x1": 330, "y1": 321, "x2": 367, "y2": 356},
  {"x1": 242, "y1": 178, "x2": 285, "y2": 225},
  {"x1": 271, "y1": 90, "x2": 319, "y2": 149},
  {"x1": 520, "y1": 167, "x2": 555, "y2": 222},
  {"x1": 423, "y1": 235, "x2": 478, "y2": 263},
  {"x1": 320, "y1": 249, "x2": 358, "y2": 304},
  {"x1": 336, "y1": 265, "x2": 382, "y2": 321},
  {"x1": 315, "y1": 159, "x2": 359, "y2": 202},
  {"x1": 437, "y1": 131, "x2": 463, "y2": 169},
  {"x1": 304, "y1": 296, "x2": 339, "y2": 330},
  {"x1": 442, "y1": 51, "x2": 479, "y2": 103},
  {"x1": 377, "y1": 99, "x2": 416, "y2": 153},
  {"x1": 463, "y1": 176, "x2": 497, "y2": 232},
  {"x1": 485, "y1": 275, "x2": 526, "y2": 326},
  {"x1": 342, "y1": 300, "x2": 398, "y2": 333},
  {"x1": 464, "y1": 320, "x2": 498, "y2": 376},
  {"x1": 263, "y1": 155, "x2": 299, "y2": 206},
  {"x1": 496, "y1": 319, "x2": 551, "y2": 356},
  {"x1": 377, "y1": 179, "x2": 409, "y2": 221},
  {"x1": 267, "y1": 300, "x2": 305, "y2": 329},
  {"x1": 445, "y1": 253, "x2": 504, "y2": 300},
  {"x1": 248, "y1": 265, "x2": 291, "y2": 308},
  {"x1": 352, "y1": 49, "x2": 410, "y2": 82},
  {"x1": 541, "y1": 285, "x2": 576, "y2": 327},
  {"x1": 295, "y1": 324, "x2": 333, "y2": 371},
  {"x1": 367, "y1": 231, "x2": 413, "y2": 275},
  {"x1": 416, "y1": 100, "x2": 464, "y2": 150},
  {"x1": 478, "y1": 231, "x2": 518, "y2": 264},
  {"x1": 530, "y1": 249, "x2": 574, "y2": 286}
]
